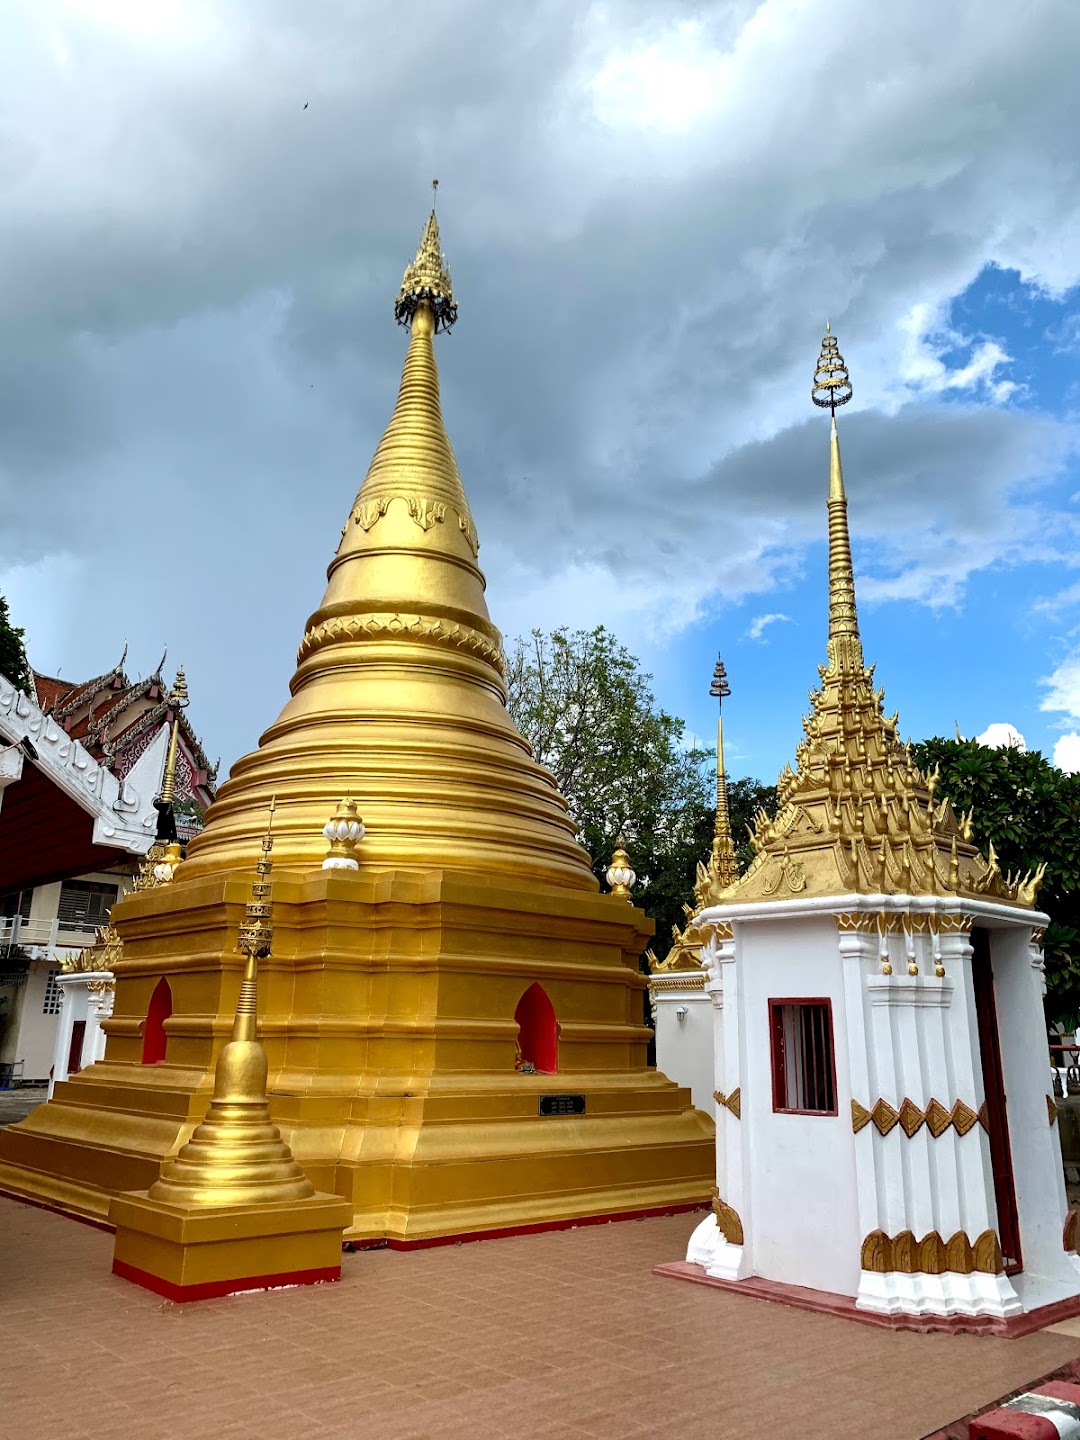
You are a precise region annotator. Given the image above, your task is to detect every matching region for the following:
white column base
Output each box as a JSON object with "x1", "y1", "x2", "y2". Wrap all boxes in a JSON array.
[
  {"x1": 685, "y1": 1214, "x2": 751, "y2": 1280},
  {"x1": 321, "y1": 857, "x2": 359, "y2": 871},
  {"x1": 856, "y1": 1268, "x2": 1022, "y2": 1320}
]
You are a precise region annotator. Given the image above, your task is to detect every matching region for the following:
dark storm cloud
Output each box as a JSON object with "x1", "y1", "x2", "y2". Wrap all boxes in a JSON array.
[{"x1": 2, "y1": 0, "x2": 1080, "y2": 768}]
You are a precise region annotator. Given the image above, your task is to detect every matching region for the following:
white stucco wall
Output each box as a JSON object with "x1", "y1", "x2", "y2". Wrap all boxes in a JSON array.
[
  {"x1": 738, "y1": 914, "x2": 860, "y2": 1294},
  {"x1": 652, "y1": 986, "x2": 714, "y2": 1115}
]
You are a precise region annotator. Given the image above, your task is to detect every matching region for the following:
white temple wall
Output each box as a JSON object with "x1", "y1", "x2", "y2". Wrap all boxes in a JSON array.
[
  {"x1": 988, "y1": 924, "x2": 1076, "y2": 1304},
  {"x1": 739, "y1": 915, "x2": 859, "y2": 1295},
  {"x1": 652, "y1": 987, "x2": 713, "y2": 1115}
]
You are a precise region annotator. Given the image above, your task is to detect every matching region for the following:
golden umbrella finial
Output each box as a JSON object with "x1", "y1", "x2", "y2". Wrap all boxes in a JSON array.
[
  {"x1": 812, "y1": 322, "x2": 853, "y2": 417},
  {"x1": 395, "y1": 183, "x2": 457, "y2": 334},
  {"x1": 708, "y1": 656, "x2": 738, "y2": 891}
]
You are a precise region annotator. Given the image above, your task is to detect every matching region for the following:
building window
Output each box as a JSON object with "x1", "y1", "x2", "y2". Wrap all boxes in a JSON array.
[
  {"x1": 0, "y1": 891, "x2": 32, "y2": 921},
  {"x1": 769, "y1": 999, "x2": 837, "y2": 1115},
  {"x1": 57, "y1": 880, "x2": 117, "y2": 934},
  {"x1": 42, "y1": 970, "x2": 63, "y2": 1015}
]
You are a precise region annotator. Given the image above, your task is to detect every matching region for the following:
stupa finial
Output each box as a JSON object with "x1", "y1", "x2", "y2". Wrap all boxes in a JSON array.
[
  {"x1": 606, "y1": 834, "x2": 636, "y2": 902},
  {"x1": 395, "y1": 180, "x2": 457, "y2": 333},
  {"x1": 812, "y1": 325, "x2": 861, "y2": 652},
  {"x1": 708, "y1": 657, "x2": 739, "y2": 891}
]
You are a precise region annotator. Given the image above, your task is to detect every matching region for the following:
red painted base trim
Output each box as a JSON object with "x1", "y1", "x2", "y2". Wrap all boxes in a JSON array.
[
  {"x1": 653, "y1": 1260, "x2": 1080, "y2": 1338},
  {"x1": 111, "y1": 1257, "x2": 342, "y2": 1303},
  {"x1": 348, "y1": 1202, "x2": 710, "y2": 1252}
]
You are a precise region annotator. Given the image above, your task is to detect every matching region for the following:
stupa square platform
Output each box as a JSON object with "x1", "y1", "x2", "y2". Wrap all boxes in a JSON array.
[{"x1": 4, "y1": 1194, "x2": 1080, "y2": 1440}]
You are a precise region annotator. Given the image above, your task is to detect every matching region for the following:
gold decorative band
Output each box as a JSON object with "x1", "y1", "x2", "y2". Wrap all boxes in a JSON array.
[
  {"x1": 297, "y1": 611, "x2": 506, "y2": 672},
  {"x1": 851, "y1": 1096, "x2": 989, "y2": 1138},
  {"x1": 861, "y1": 1228, "x2": 1003, "y2": 1276},
  {"x1": 713, "y1": 1087, "x2": 741, "y2": 1119},
  {"x1": 1049, "y1": 1094, "x2": 1060, "y2": 1127},
  {"x1": 711, "y1": 1189, "x2": 744, "y2": 1246}
]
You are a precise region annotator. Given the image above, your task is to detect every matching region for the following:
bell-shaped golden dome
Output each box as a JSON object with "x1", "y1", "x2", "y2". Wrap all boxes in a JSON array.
[{"x1": 183, "y1": 206, "x2": 596, "y2": 891}]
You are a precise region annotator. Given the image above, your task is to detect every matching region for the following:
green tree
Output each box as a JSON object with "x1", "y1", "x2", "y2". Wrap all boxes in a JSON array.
[
  {"x1": 911, "y1": 736, "x2": 1080, "y2": 1024},
  {"x1": 0, "y1": 594, "x2": 32, "y2": 696},
  {"x1": 505, "y1": 626, "x2": 778, "y2": 956}
]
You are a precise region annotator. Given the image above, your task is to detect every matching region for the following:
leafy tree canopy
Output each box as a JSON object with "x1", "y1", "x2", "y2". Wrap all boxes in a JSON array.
[
  {"x1": 911, "y1": 736, "x2": 1080, "y2": 1024},
  {"x1": 506, "y1": 626, "x2": 777, "y2": 956},
  {"x1": 0, "y1": 593, "x2": 32, "y2": 696}
]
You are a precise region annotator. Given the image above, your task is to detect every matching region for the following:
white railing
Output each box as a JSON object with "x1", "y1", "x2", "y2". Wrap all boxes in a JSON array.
[{"x1": 0, "y1": 915, "x2": 88, "y2": 957}]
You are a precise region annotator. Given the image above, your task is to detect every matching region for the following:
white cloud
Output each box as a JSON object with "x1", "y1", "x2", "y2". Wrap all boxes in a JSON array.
[
  {"x1": 975, "y1": 722, "x2": 1027, "y2": 751},
  {"x1": 1041, "y1": 656, "x2": 1080, "y2": 720},
  {"x1": 746, "y1": 612, "x2": 791, "y2": 642},
  {"x1": 1055, "y1": 733, "x2": 1080, "y2": 772}
]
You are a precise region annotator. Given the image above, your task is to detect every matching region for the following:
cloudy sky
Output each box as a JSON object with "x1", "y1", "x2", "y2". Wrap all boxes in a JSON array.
[{"x1": 3, "y1": 0, "x2": 1080, "y2": 790}]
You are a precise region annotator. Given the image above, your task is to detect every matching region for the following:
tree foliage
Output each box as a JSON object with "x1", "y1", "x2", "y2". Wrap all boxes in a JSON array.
[
  {"x1": 911, "y1": 736, "x2": 1080, "y2": 1023},
  {"x1": 506, "y1": 626, "x2": 778, "y2": 956},
  {"x1": 0, "y1": 594, "x2": 32, "y2": 696}
]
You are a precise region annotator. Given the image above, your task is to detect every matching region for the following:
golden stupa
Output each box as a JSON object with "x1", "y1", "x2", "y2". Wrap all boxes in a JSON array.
[{"x1": 0, "y1": 195, "x2": 712, "y2": 1241}]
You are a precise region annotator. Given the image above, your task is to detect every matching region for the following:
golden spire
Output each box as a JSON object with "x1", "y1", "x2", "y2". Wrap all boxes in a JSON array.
[
  {"x1": 146, "y1": 802, "x2": 316, "y2": 1207},
  {"x1": 710, "y1": 324, "x2": 1046, "y2": 910},
  {"x1": 812, "y1": 326, "x2": 861, "y2": 658},
  {"x1": 395, "y1": 179, "x2": 457, "y2": 334},
  {"x1": 707, "y1": 658, "x2": 739, "y2": 892},
  {"x1": 159, "y1": 667, "x2": 188, "y2": 808},
  {"x1": 180, "y1": 194, "x2": 595, "y2": 891}
]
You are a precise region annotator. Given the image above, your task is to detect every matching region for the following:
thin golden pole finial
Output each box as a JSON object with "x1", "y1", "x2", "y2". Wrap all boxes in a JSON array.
[
  {"x1": 708, "y1": 657, "x2": 738, "y2": 889},
  {"x1": 432, "y1": 178, "x2": 439, "y2": 207},
  {"x1": 811, "y1": 325, "x2": 861, "y2": 653}
]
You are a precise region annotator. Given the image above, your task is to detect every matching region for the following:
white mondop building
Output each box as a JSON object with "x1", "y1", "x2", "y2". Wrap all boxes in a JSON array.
[{"x1": 665, "y1": 328, "x2": 1079, "y2": 1334}]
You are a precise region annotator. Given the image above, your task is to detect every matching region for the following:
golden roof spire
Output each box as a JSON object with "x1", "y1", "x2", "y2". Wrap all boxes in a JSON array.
[
  {"x1": 812, "y1": 325, "x2": 860, "y2": 656},
  {"x1": 158, "y1": 666, "x2": 188, "y2": 808},
  {"x1": 146, "y1": 801, "x2": 315, "y2": 1207},
  {"x1": 707, "y1": 323, "x2": 1046, "y2": 911}
]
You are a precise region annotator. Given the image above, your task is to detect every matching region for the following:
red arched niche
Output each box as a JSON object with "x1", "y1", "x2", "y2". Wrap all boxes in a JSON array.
[
  {"x1": 515, "y1": 983, "x2": 558, "y2": 1074},
  {"x1": 141, "y1": 978, "x2": 172, "y2": 1065}
]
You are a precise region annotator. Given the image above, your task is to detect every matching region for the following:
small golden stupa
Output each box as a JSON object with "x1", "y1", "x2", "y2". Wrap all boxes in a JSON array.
[
  {"x1": 111, "y1": 804, "x2": 351, "y2": 1299},
  {"x1": 0, "y1": 191, "x2": 712, "y2": 1241}
]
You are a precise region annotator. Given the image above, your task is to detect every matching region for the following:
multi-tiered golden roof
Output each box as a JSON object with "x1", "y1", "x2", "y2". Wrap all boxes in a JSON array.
[{"x1": 704, "y1": 325, "x2": 1044, "y2": 910}]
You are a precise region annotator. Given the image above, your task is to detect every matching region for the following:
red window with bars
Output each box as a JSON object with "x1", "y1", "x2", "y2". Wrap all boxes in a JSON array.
[{"x1": 769, "y1": 999, "x2": 837, "y2": 1115}]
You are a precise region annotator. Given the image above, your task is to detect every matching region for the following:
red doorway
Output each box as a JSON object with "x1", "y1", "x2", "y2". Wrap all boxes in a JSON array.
[
  {"x1": 141, "y1": 978, "x2": 172, "y2": 1065},
  {"x1": 515, "y1": 984, "x2": 558, "y2": 1074},
  {"x1": 971, "y1": 928, "x2": 1022, "y2": 1273},
  {"x1": 68, "y1": 1020, "x2": 86, "y2": 1076}
]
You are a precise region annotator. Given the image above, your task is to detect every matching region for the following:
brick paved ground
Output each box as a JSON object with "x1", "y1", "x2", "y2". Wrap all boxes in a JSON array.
[
  {"x1": 1, "y1": 1195, "x2": 1078, "y2": 1440},
  {"x1": 0, "y1": 1085, "x2": 47, "y2": 1128}
]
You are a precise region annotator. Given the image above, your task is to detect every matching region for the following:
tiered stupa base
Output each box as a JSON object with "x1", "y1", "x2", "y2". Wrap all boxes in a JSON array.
[
  {"x1": 0, "y1": 866, "x2": 714, "y2": 1241},
  {"x1": 111, "y1": 1191, "x2": 353, "y2": 1301}
]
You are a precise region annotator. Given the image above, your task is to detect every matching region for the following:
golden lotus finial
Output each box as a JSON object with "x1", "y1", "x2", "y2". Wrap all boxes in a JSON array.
[
  {"x1": 606, "y1": 833, "x2": 636, "y2": 901},
  {"x1": 812, "y1": 322, "x2": 853, "y2": 416},
  {"x1": 395, "y1": 185, "x2": 457, "y2": 334},
  {"x1": 322, "y1": 795, "x2": 366, "y2": 871}
]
